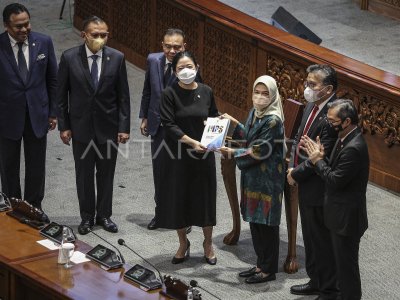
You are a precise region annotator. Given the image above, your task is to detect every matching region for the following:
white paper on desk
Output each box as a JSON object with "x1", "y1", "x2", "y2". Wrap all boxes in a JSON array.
[
  {"x1": 70, "y1": 251, "x2": 91, "y2": 264},
  {"x1": 37, "y1": 239, "x2": 59, "y2": 250}
]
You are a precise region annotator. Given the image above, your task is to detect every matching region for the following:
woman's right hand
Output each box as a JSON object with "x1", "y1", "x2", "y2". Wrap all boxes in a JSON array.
[
  {"x1": 220, "y1": 113, "x2": 239, "y2": 126},
  {"x1": 191, "y1": 140, "x2": 207, "y2": 153}
]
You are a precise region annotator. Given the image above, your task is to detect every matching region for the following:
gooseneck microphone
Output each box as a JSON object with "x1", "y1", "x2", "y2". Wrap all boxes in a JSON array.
[
  {"x1": 118, "y1": 238, "x2": 164, "y2": 285},
  {"x1": 89, "y1": 229, "x2": 125, "y2": 264},
  {"x1": 190, "y1": 280, "x2": 221, "y2": 300}
]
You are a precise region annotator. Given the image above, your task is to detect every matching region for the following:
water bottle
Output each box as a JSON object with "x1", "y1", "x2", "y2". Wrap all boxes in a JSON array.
[
  {"x1": 57, "y1": 226, "x2": 69, "y2": 264},
  {"x1": 187, "y1": 287, "x2": 194, "y2": 300}
]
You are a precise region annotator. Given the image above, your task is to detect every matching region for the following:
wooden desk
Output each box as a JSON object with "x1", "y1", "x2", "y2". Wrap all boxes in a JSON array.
[{"x1": 0, "y1": 213, "x2": 167, "y2": 300}]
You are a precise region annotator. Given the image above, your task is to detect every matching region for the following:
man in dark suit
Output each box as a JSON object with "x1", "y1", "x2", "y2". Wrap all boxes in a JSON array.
[
  {"x1": 287, "y1": 65, "x2": 339, "y2": 299},
  {"x1": 0, "y1": 3, "x2": 57, "y2": 221},
  {"x1": 302, "y1": 99, "x2": 369, "y2": 300},
  {"x1": 139, "y1": 28, "x2": 201, "y2": 230},
  {"x1": 57, "y1": 16, "x2": 130, "y2": 235}
]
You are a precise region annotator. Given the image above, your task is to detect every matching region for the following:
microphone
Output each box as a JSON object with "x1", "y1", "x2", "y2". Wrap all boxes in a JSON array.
[
  {"x1": 118, "y1": 238, "x2": 164, "y2": 285},
  {"x1": 190, "y1": 280, "x2": 221, "y2": 300},
  {"x1": 89, "y1": 229, "x2": 125, "y2": 264}
]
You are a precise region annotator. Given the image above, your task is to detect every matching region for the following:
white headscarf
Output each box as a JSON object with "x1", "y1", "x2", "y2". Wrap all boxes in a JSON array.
[{"x1": 252, "y1": 75, "x2": 285, "y2": 122}]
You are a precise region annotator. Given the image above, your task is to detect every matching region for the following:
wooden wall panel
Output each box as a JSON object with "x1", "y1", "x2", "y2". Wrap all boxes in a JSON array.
[
  {"x1": 74, "y1": 0, "x2": 400, "y2": 193},
  {"x1": 368, "y1": 0, "x2": 400, "y2": 20},
  {"x1": 355, "y1": 0, "x2": 400, "y2": 20},
  {"x1": 203, "y1": 20, "x2": 256, "y2": 121}
]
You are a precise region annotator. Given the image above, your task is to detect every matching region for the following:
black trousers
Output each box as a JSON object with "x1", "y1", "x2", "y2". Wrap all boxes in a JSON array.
[
  {"x1": 299, "y1": 204, "x2": 338, "y2": 298},
  {"x1": 331, "y1": 232, "x2": 362, "y2": 300},
  {"x1": 72, "y1": 139, "x2": 117, "y2": 221},
  {"x1": 0, "y1": 112, "x2": 46, "y2": 208},
  {"x1": 150, "y1": 126, "x2": 165, "y2": 209},
  {"x1": 249, "y1": 222, "x2": 279, "y2": 274}
]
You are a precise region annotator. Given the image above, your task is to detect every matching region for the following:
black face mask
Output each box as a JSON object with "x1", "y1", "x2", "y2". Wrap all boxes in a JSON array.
[{"x1": 326, "y1": 119, "x2": 342, "y2": 137}]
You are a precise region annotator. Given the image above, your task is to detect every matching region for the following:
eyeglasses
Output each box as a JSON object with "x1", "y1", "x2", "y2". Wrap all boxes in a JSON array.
[
  {"x1": 304, "y1": 81, "x2": 319, "y2": 90},
  {"x1": 88, "y1": 32, "x2": 109, "y2": 39},
  {"x1": 163, "y1": 44, "x2": 183, "y2": 51},
  {"x1": 325, "y1": 116, "x2": 342, "y2": 126}
]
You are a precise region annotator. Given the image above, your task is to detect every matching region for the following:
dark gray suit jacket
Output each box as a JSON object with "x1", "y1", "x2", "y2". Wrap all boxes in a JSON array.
[
  {"x1": 289, "y1": 95, "x2": 338, "y2": 206},
  {"x1": 57, "y1": 44, "x2": 130, "y2": 144},
  {"x1": 315, "y1": 128, "x2": 369, "y2": 237}
]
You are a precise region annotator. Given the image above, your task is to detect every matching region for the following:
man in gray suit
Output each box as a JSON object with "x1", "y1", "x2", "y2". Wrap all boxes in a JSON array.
[
  {"x1": 139, "y1": 29, "x2": 198, "y2": 230},
  {"x1": 288, "y1": 65, "x2": 339, "y2": 298},
  {"x1": 57, "y1": 16, "x2": 130, "y2": 235}
]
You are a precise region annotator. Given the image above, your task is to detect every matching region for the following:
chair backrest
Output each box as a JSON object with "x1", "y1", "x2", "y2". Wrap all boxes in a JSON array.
[{"x1": 283, "y1": 98, "x2": 304, "y2": 155}]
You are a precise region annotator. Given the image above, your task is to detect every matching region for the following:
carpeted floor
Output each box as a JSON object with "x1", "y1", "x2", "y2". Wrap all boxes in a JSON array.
[{"x1": 1, "y1": 0, "x2": 399, "y2": 299}]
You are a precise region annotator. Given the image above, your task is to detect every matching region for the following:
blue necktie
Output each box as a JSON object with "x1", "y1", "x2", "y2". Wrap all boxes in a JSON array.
[
  {"x1": 17, "y1": 42, "x2": 28, "y2": 83},
  {"x1": 90, "y1": 54, "x2": 99, "y2": 88}
]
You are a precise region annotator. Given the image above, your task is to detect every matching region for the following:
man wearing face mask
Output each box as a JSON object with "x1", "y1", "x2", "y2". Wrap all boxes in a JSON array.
[
  {"x1": 288, "y1": 65, "x2": 339, "y2": 299},
  {"x1": 301, "y1": 99, "x2": 369, "y2": 300},
  {"x1": 0, "y1": 3, "x2": 57, "y2": 221},
  {"x1": 57, "y1": 16, "x2": 130, "y2": 235},
  {"x1": 139, "y1": 28, "x2": 202, "y2": 230}
]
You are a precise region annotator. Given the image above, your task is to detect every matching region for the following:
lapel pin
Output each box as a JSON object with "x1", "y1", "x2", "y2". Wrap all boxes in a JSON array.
[
  {"x1": 32, "y1": 43, "x2": 35, "y2": 47},
  {"x1": 107, "y1": 56, "x2": 110, "y2": 61}
]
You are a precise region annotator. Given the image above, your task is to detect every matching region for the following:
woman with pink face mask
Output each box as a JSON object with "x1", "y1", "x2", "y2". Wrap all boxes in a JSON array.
[{"x1": 220, "y1": 75, "x2": 286, "y2": 285}]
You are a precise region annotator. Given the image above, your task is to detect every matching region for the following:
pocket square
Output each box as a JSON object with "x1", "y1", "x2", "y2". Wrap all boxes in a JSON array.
[{"x1": 36, "y1": 54, "x2": 46, "y2": 61}]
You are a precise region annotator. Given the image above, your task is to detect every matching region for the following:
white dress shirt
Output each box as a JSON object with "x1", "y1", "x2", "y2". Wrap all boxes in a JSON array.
[
  {"x1": 8, "y1": 33, "x2": 29, "y2": 70},
  {"x1": 85, "y1": 44, "x2": 102, "y2": 81}
]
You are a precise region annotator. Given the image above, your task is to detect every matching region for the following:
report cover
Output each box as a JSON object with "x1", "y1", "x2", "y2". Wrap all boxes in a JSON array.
[{"x1": 200, "y1": 117, "x2": 230, "y2": 151}]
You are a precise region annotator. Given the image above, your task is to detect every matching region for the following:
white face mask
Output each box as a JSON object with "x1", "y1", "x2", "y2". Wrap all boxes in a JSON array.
[
  {"x1": 304, "y1": 86, "x2": 328, "y2": 103},
  {"x1": 177, "y1": 68, "x2": 197, "y2": 85},
  {"x1": 252, "y1": 93, "x2": 271, "y2": 110}
]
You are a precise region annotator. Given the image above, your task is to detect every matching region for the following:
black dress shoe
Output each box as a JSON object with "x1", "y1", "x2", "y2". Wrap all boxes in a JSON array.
[
  {"x1": 290, "y1": 282, "x2": 320, "y2": 295},
  {"x1": 245, "y1": 273, "x2": 276, "y2": 284},
  {"x1": 96, "y1": 218, "x2": 118, "y2": 233},
  {"x1": 172, "y1": 240, "x2": 190, "y2": 264},
  {"x1": 40, "y1": 211, "x2": 50, "y2": 223},
  {"x1": 239, "y1": 267, "x2": 259, "y2": 277},
  {"x1": 147, "y1": 218, "x2": 158, "y2": 230},
  {"x1": 78, "y1": 219, "x2": 93, "y2": 235}
]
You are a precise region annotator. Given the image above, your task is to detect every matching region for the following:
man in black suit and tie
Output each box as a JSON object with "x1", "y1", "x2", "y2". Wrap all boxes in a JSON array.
[
  {"x1": 57, "y1": 16, "x2": 130, "y2": 235},
  {"x1": 302, "y1": 99, "x2": 369, "y2": 300},
  {"x1": 0, "y1": 3, "x2": 57, "y2": 221},
  {"x1": 139, "y1": 28, "x2": 201, "y2": 230},
  {"x1": 288, "y1": 65, "x2": 339, "y2": 298}
]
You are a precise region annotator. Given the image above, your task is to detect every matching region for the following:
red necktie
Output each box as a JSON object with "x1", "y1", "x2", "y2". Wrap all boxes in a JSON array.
[
  {"x1": 294, "y1": 105, "x2": 319, "y2": 166},
  {"x1": 303, "y1": 105, "x2": 319, "y2": 136}
]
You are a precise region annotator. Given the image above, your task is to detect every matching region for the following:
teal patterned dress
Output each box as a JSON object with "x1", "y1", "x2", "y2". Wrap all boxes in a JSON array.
[{"x1": 233, "y1": 109, "x2": 285, "y2": 225}]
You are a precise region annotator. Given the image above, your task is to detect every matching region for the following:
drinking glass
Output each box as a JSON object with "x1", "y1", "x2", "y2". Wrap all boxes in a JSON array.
[{"x1": 63, "y1": 243, "x2": 75, "y2": 269}]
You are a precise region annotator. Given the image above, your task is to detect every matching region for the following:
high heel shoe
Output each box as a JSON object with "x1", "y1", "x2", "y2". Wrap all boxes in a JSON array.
[
  {"x1": 203, "y1": 240, "x2": 217, "y2": 265},
  {"x1": 171, "y1": 239, "x2": 190, "y2": 264}
]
